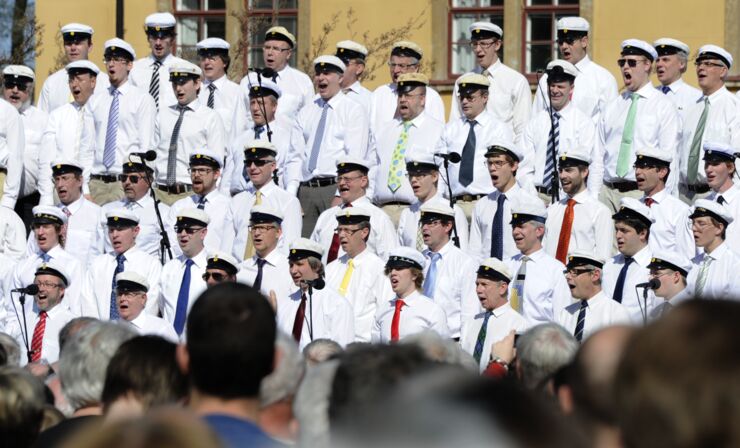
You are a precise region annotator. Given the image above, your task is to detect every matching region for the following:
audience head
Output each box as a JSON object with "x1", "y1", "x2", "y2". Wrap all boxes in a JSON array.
[
  {"x1": 0, "y1": 366, "x2": 47, "y2": 447},
  {"x1": 516, "y1": 323, "x2": 579, "y2": 391}
]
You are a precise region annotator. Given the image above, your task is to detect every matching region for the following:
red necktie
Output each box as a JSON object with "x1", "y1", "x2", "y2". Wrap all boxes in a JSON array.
[
  {"x1": 555, "y1": 198, "x2": 576, "y2": 264},
  {"x1": 30, "y1": 311, "x2": 48, "y2": 362},
  {"x1": 327, "y1": 203, "x2": 352, "y2": 262},
  {"x1": 644, "y1": 197, "x2": 655, "y2": 207},
  {"x1": 292, "y1": 294, "x2": 307, "y2": 342},
  {"x1": 390, "y1": 299, "x2": 405, "y2": 342}
]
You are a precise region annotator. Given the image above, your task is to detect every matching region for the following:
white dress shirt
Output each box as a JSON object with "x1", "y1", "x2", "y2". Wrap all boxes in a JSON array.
[
  {"x1": 707, "y1": 186, "x2": 740, "y2": 254},
  {"x1": 80, "y1": 246, "x2": 162, "y2": 319},
  {"x1": 220, "y1": 181, "x2": 302, "y2": 260},
  {"x1": 505, "y1": 248, "x2": 573, "y2": 325},
  {"x1": 460, "y1": 303, "x2": 529, "y2": 372},
  {"x1": 276, "y1": 286, "x2": 355, "y2": 351},
  {"x1": 598, "y1": 83, "x2": 681, "y2": 193},
  {"x1": 310, "y1": 196, "x2": 398, "y2": 263},
  {"x1": 199, "y1": 74, "x2": 241, "y2": 138},
  {"x1": 38, "y1": 67, "x2": 110, "y2": 113},
  {"x1": 370, "y1": 84, "x2": 445, "y2": 134},
  {"x1": 6, "y1": 303, "x2": 75, "y2": 366},
  {"x1": 0, "y1": 206, "x2": 26, "y2": 260},
  {"x1": 372, "y1": 290, "x2": 450, "y2": 343},
  {"x1": 101, "y1": 195, "x2": 173, "y2": 260},
  {"x1": 544, "y1": 190, "x2": 615, "y2": 262},
  {"x1": 450, "y1": 62, "x2": 532, "y2": 140},
  {"x1": 87, "y1": 81, "x2": 158, "y2": 175},
  {"x1": 296, "y1": 92, "x2": 370, "y2": 181},
  {"x1": 648, "y1": 288, "x2": 691, "y2": 321},
  {"x1": 685, "y1": 243, "x2": 740, "y2": 300},
  {"x1": 533, "y1": 55, "x2": 619, "y2": 123},
  {"x1": 443, "y1": 110, "x2": 515, "y2": 197},
  {"x1": 371, "y1": 112, "x2": 445, "y2": 204},
  {"x1": 170, "y1": 190, "x2": 230, "y2": 255},
  {"x1": 159, "y1": 250, "x2": 208, "y2": 324},
  {"x1": 602, "y1": 246, "x2": 656, "y2": 323},
  {"x1": 397, "y1": 195, "x2": 470, "y2": 252},
  {"x1": 641, "y1": 189, "x2": 695, "y2": 260},
  {"x1": 0, "y1": 99, "x2": 24, "y2": 208},
  {"x1": 343, "y1": 80, "x2": 372, "y2": 116},
  {"x1": 237, "y1": 249, "x2": 297, "y2": 300},
  {"x1": 655, "y1": 79, "x2": 702, "y2": 122},
  {"x1": 130, "y1": 53, "x2": 187, "y2": 112},
  {"x1": 18, "y1": 105, "x2": 49, "y2": 197},
  {"x1": 325, "y1": 249, "x2": 387, "y2": 342},
  {"x1": 556, "y1": 291, "x2": 631, "y2": 341},
  {"x1": 468, "y1": 184, "x2": 539, "y2": 262},
  {"x1": 126, "y1": 312, "x2": 178, "y2": 342},
  {"x1": 680, "y1": 86, "x2": 740, "y2": 186}
]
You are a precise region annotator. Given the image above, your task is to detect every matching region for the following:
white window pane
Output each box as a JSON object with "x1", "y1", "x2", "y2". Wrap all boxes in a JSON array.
[{"x1": 176, "y1": 17, "x2": 199, "y2": 60}]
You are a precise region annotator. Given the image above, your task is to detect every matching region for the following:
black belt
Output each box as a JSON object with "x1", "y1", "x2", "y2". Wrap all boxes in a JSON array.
[
  {"x1": 91, "y1": 174, "x2": 118, "y2": 183},
  {"x1": 379, "y1": 201, "x2": 410, "y2": 206},
  {"x1": 300, "y1": 177, "x2": 337, "y2": 187},
  {"x1": 687, "y1": 183, "x2": 710, "y2": 194},
  {"x1": 157, "y1": 183, "x2": 192, "y2": 194},
  {"x1": 454, "y1": 194, "x2": 486, "y2": 202},
  {"x1": 535, "y1": 186, "x2": 554, "y2": 195},
  {"x1": 605, "y1": 181, "x2": 638, "y2": 193}
]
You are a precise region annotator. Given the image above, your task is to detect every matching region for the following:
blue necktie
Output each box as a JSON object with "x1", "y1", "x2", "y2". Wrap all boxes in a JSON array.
[
  {"x1": 197, "y1": 196, "x2": 206, "y2": 210},
  {"x1": 308, "y1": 101, "x2": 329, "y2": 172},
  {"x1": 253, "y1": 258, "x2": 267, "y2": 291},
  {"x1": 173, "y1": 259, "x2": 194, "y2": 336},
  {"x1": 103, "y1": 88, "x2": 119, "y2": 170},
  {"x1": 472, "y1": 310, "x2": 492, "y2": 365},
  {"x1": 612, "y1": 256, "x2": 634, "y2": 303},
  {"x1": 40, "y1": 253, "x2": 51, "y2": 263},
  {"x1": 543, "y1": 111, "x2": 561, "y2": 190},
  {"x1": 254, "y1": 125, "x2": 264, "y2": 139},
  {"x1": 661, "y1": 85, "x2": 671, "y2": 94},
  {"x1": 109, "y1": 254, "x2": 125, "y2": 320},
  {"x1": 574, "y1": 300, "x2": 588, "y2": 342},
  {"x1": 422, "y1": 252, "x2": 441, "y2": 297},
  {"x1": 490, "y1": 194, "x2": 506, "y2": 258}
]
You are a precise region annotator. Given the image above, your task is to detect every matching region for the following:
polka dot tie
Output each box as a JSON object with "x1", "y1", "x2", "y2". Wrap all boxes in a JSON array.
[{"x1": 387, "y1": 121, "x2": 412, "y2": 193}]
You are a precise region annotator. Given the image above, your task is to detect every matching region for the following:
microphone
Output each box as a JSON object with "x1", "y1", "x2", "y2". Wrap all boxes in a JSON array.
[
  {"x1": 636, "y1": 279, "x2": 660, "y2": 290},
  {"x1": 12, "y1": 285, "x2": 39, "y2": 295},
  {"x1": 434, "y1": 152, "x2": 462, "y2": 163},
  {"x1": 130, "y1": 151, "x2": 157, "y2": 162},
  {"x1": 303, "y1": 278, "x2": 325, "y2": 290},
  {"x1": 249, "y1": 67, "x2": 278, "y2": 80}
]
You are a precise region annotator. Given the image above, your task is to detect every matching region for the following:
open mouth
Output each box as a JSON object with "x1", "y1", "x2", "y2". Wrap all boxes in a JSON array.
[
  {"x1": 177, "y1": 91, "x2": 186, "y2": 101},
  {"x1": 317, "y1": 81, "x2": 329, "y2": 91},
  {"x1": 491, "y1": 174, "x2": 500, "y2": 183},
  {"x1": 623, "y1": 72, "x2": 632, "y2": 82},
  {"x1": 390, "y1": 277, "x2": 399, "y2": 288},
  {"x1": 265, "y1": 58, "x2": 275, "y2": 66},
  {"x1": 561, "y1": 50, "x2": 571, "y2": 59},
  {"x1": 338, "y1": 185, "x2": 350, "y2": 193},
  {"x1": 513, "y1": 234, "x2": 524, "y2": 243},
  {"x1": 568, "y1": 283, "x2": 575, "y2": 290}
]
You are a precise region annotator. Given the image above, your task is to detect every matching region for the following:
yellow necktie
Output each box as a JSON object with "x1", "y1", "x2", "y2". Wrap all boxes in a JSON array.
[
  {"x1": 243, "y1": 191, "x2": 263, "y2": 259},
  {"x1": 415, "y1": 225, "x2": 424, "y2": 251},
  {"x1": 338, "y1": 259, "x2": 354, "y2": 296}
]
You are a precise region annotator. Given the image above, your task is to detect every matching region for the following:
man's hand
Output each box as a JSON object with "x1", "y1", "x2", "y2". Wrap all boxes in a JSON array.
[{"x1": 491, "y1": 330, "x2": 517, "y2": 364}]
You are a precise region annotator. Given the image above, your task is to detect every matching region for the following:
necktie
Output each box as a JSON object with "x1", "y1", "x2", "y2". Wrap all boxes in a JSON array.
[
  {"x1": 244, "y1": 191, "x2": 263, "y2": 259},
  {"x1": 555, "y1": 198, "x2": 576, "y2": 264},
  {"x1": 390, "y1": 298, "x2": 405, "y2": 342},
  {"x1": 688, "y1": 97, "x2": 710, "y2": 184},
  {"x1": 167, "y1": 106, "x2": 188, "y2": 186},
  {"x1": 661, "y1": 85, "x2": 671, "y2": 94},
  {"x1": 254, "y1": 125, "x2": 265, "y2": 139},
  {"x1": 415, "y1": 222, "x2": 425, "y2": 251},
  {"x1": 103, "y1": 89, "x2": 120, "y2": 170},
  {"x1": 109, "y1": 253, "x2": 126, "y2": 320},
  {"x1": 149, "y1": 60, "x2": 161, "y2": 110},
  {"x1": 388, "y1": 121, "x2": 412, "y2": 192},
  {"x1": 422, "y1": 252, "x2": 441, "y2": 297},
  {"x1": 694, "y1": 255, "x2": 713, "y2": 297},
  {"x1": 41, "y1": 253, "x2": 51, "y2": 263},
  {"x1": 616, "y1": 93, "x2": 640, "y2": 177},
  {"x1": 510, "y1": 256, "x2": 529, "y2": 312},
  {"x1": 30, "y1": 311, "x2": 47, "y2": 362},
  {"x1": 197, "y1": 196, "x2": 206, "y2": 210},
  {"x1": 338, "y1": 259, "x2": 355, "y2": 296},
  {"x1": 327, "y1": 203, "x2": 351, "y2": 263},
  {"x1": 459, "y1": 120, "x2": 477, "y2": 187},
  {"x1": 490, "y1": 194, "x2": 506, "y2": 258},
  {"x1": 717, "y1": 195, "x2": 725, "y2": 205},
  {"x1": 308, "y1": 101, "x2": 329, "y2": 173},
  {"x1": 253, "y1": 258, "x2": 267, "y2": 291},
  {"x1": 574, "y1": 300, "x2": 588, "y2": 342},
  {"x1": 207, "y1": 83, "x2": 216, "y2": 109},
  {"x1": 292, "y1": 293, "x2": 307, "y2": 342},
  {"x1": 543, "y1": 111, "x2": 561, "y2": 190},
  {"x1": 472, "y1": 311, "x2": 492, "y2": 365},
  {"x1": 612, "y1": 256, "x2": 634, "y2": 303},
  {"x1": 173, "y1": 259, "x2": 194, "y2": 336},
  {"x1": 62, "y1": 206, "x2": 72, "y2": 217},
  {"x1": 644, "y1": 197, "x2": 655, "y2": 207}
]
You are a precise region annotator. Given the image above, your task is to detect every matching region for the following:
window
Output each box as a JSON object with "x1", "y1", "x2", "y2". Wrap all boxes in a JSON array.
[
  {"x1": 247, "y1": 0, "x2": 298, "y2": 68},
  {"x1": 173, "y1": 0, "x2": 227, "y2": 61},
  {"x1": 523, "y1": 0, "x2": 579, "y2": 74},
  {"x1": 448, "y1": 0, "x2": 504, "y2": 78}
]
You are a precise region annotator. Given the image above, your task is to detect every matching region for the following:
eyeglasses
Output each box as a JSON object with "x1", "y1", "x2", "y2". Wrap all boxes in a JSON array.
[
  {"x1": 263, "y1": 45, "x2": 291, "y2": 53},
  {"x1": 188, "y1": 167, "x2": 214, "y2": 175},
  {"x1": 336, "y1": 174, "x2": 365, "y2": 183},
  {"x1": 174, "y1": 226, "x2": 204, "y2": 234},
  {"x1": 387, "y1": 62, "x2": 419, "y2": 70},
  {"x1": 564, "y1": 268, "x2": 595, "y2": 276},
  {"x1": 202, "y1": 272, "x2": 228, "y2": 282},
  {"x1": 649, "y1": 269, "x2": 673, "y2": 279},
  {"x1": 34, "y1": 282, "x2": 62, "y2": 289},
  {"x1": 468, "y1": 40, "x2": 497, "y2": 49},
  {"x1": 419, "y1": 219, "x2": 444, "y2": 227},
  {"x1": 617, "y1": 58, "x2": 646, "y2": 68},
  {"x1": 695, "y1": 60, "x2": 726, "y2": 68},
  {"x1": 458, "y1": 92, "x2": 484, "y2": 101},
  {"x1": 4, "y1": 81, "x2": 28, "y2": 91},
  {"x1": 334, "y1": 227, "x2": 362, "y2": 236},
  {"x1": 244, "y1": 159, "x2": 272, "y2": 167},
  {"x1": 118, "y1": 174, "x2": 143, "y2": 184},
  {"x1": 398, "y1": 92, "x2": 425, "y2": 99},
  {"x1": 104, "y1": 57, "x2": 129, "y2": 64},
  {"x1": 249, "y1": 224, "x2": 277, "y2": 233},
  {"x1": 118, "y1": 291, "x2": 145, "y2": 298},
  {"x1": 556, "y1": 37, "x2": 578, "y2": 45},
  {"x1": 485, "y1": 160, "x2": 509, "y2": 169}
]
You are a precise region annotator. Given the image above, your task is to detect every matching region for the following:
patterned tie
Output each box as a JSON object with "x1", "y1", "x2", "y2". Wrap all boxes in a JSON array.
[
  {"x1": 390, "y1": 298, "x2": 406, "y2": 342},
  {"x1": 688, "y1": 97, "x2": 710, "y2": 185},
  {"x1": 173, "y1": 259, "x2": 194, "y2": 336},
  {"x1": 103, "y1": 88, "x2": 120, "y2": 170},
  {"x1": 644, "y1": 197, "x2": 655, "y2": 207},
  {"x1": 694, "y1": 255, "x2": 713, "y2": 297},
  {"x1": 574, "y1": 300, "x2": 588, "y2": 342},
  {"x1": 167, "y1": 106, "x2": 189, "y2": 186},
  {"x1": 243, "y1": 191, "x2": 262, "y2": 260},
  {"x1": 254, "y1": 125, "x2": 265, "y2": 139},
  {"x1": 207, "y1": 83, "x2": 216, "y2": 109},
  {"x1": 490, "y1": 194, "x2": 506, "y2": 258},
  {"x1": 612, "y1": 256, "x2": 634, "y2": 303},
  {"x1": 415, "y1": 222, "x2": 425, "y2": 251},
  {"x1": 717, "y1": 195, "x2": 726, "y2": 205},
  {"x1": 543, "y1": 111, "x2": 561, "y2": 191},
  {"x1": 149, "y1": 60, "x2": 161, "y2": 110},
  {"x1": 661, "y1": 85, "x2": 671, "y2": 94},
  {"x1": 197, "y1": 196, "x2": 206, "y2": 210},
  {"x1": 459, "y1": 120, "x2": 477, "y2": 187},
  {"x1": 308, "y1": 101, "x2": 329, "y2": 173},
  {"x1": 292, "y1": 293, "x2": 307, "y2": 342},
  {"x1": 62, "y1": 206, "x2": 72, "y2": 217},
  {"x1": 555, "y1": 198, "x2": 576, "y2": 264},
  {"x1": 253, "y1": 258, "x2": 267, "y2": 291},
  {"x1": 387, "y1": 121, "x2": 412, "y2": 193},
  {"x1": 338, "y1": 259, "x2": 354, "y2": 296},
  {"x1": 422, "y1": 252, "x2": 440, "y2": 297},
  {"x1": 510, "y1": 256, "x2": 529, "y2": 312},
  {"x1": 30, "y1": 311, "x2": 48, "y2": 362},
  {"x1": 327, "y1": 203, "x2": 351, "y2": 263},
  {"x1": 472, "y1": 310, "x2": 492, "y2": 365},
  {"x1": 617, "y1": 93, "x2": 640, "y2": 177},
  {"x1": 109, "y1": 253, "x2": 126, "y2": 320}
]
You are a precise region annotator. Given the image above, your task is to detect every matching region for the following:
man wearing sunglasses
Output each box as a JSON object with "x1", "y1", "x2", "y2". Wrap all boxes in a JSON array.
[
  {"x1": 336, "y1": 40, "x2": 372, "y2": 117},
  {"x1": 646, "y1": 252, "x2": 692, "y2": 320},
  {"x1": 598, "y1": 39, "x2": 680, "y2": 213},
  {"x1": 533, "y1": 17, "x2": 618, "y2": 123},
  {"x1": 81, "y1": 208, "x2": 161, "y2": 320},
  {"x1": 652, "y1": 38, "x2": 701, "y2": 121},
  {"x1": 680, "y1": 45, "x2": 740, "y2": 203},
  {"x1": 203, "y1": 251, "x2": 240, "y2": 287}
]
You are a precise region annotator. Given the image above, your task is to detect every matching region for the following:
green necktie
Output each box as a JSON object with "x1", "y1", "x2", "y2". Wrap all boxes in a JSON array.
[
  {"x1": 616, "y1": 92, "x2": 640, "y2": 177},
  {"x1": 688, "y1": 97, "x2": 710, "y2": 185},
  {"x1": 387, "y1": 121, "x2": 412, "y2": 193}
]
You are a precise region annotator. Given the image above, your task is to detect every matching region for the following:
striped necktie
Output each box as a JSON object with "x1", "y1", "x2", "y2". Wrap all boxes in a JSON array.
[
  {"x1": 574, "y1": 300, "x2": 588, "y2": 342},
  {"x1": 149, "y1": 60, "x2": 161, "y2": 110},
  {"x1": 167, "y1": 106, "x2": 188, "y2": 186},
  {"x1": 472, "y1": 311, "x2": 492, "y2": 365},
  {"x1": 207, "y1": 84, "x2": 216, "y2": 109},
  {"x1": 543, "y1": 111, "x2": 561, "y2": 191},
  {"x1": 102, "y1": 88, "x2": 120, "y2": 170}
]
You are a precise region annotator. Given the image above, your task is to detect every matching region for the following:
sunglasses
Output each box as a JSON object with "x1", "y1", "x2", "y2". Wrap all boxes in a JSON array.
[
  {"x1": 617, "y1": 58, "x2": 644, "y2": 68},
  {"x1": 4, "y1": 81, "x2": 28, "y2": 91},
  {"x1": 118, "y1": 174, "x2": 143, "y2": 183},
  {"x1": 202, "y1": 272, "x2": 227, "y2": 282},
  {"x1": 244, "y1": 159, "x2": 271, "y2": 167},
  {"x1": 174, "y1": 226, "x2": 204, "y2": 235}
]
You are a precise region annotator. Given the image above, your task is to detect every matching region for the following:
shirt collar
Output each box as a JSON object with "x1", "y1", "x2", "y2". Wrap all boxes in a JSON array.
[
  {"x1": 706, "y1": 242, "x2": 729, "y2": 258},
  {"x1": 517, "y1": 247, "x2": 545, "y2": 261},
  {"x1": 491, "y1": 302, "x2": 513, "y2": 318},
  {"x1": 574, "y1": 55, "x2": 591, "y2": 71},
  {"x1": 571, "y1": 189, "x2": 591, "y2": 204},
  {"x1": 59, "y1": 196, "x2": 85, "y2": 214},
  {"x1": 41, "y1": 245, "x2": 65, "y2": 259},
  {"x1": 706, "y1": 85, "x2": 729, "y2": 102},
  {"x1": 260, "y1": 247, "x2": 283, "y2": 266},
  {"x1": 426, "y1": 239, "x2": 454, "y2": 258},
  {"x1": 465, "y1": 109, "x2": 492, "y2": 127},
  {"x1": 186, "y1": 249, "x2": 208, "y2": 268},
  {"x1": 716, "y1": 183, "x2": 739, "y2": 202},
  {"x1": 627, "y1": 83, "x2": 657, "y2": 100},
  {"x1": 204, "y1": 74, "x2": 227, "y2": 89},
  {"x1": 110, "y1": 81, "x2": 131, "y2": 95},
  {"x1": 480, "y1": 59, "x2": 502, "y2": 74},
  {"x1": 149, "y1": 53, "x2": 174, "y2": 66},
  {"x1": 42, "y1": 302, "x2": 67, "y2": 319},
  {"x1": 400, "y1": 111, "x2": 427, "y2": 128},
  {"x1": 129, "y1": 312, "x2": 147, "y2": 329},
  {"x1": 630, "y1": 245, "x2": 652, "y2": 266},
  {"x1": 645, "y1": 188, "x2": 669, "y2": 203}
]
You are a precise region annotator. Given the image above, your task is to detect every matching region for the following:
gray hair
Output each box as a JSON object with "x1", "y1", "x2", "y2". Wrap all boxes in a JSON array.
[
  {"x1": 401, "y1": 331, "x2": 478, "y2": 373},
  {"x1": 294, "y1": 359, "x2": 339, "y2": 448},
  {"x1": 260, "y1": 332, "x2": 306, "y2": 408},
  {"x1": 303, "y1": 338, "x2": 343, "y2": 365},
  {"x1": 58, "y1": 316, "x2": 98, "y2": 353},
  {"x1": 517, "y1": 323, "x2": 578, "y2": 390},
  {"x1": 0, "y1": 332, "x2": 21, "y2": 367},
  {"x1": 58, "y1": 321, "x2": 136, "y2": 411},
  {"x1": 677, "y1": 50, "x2": 689, "y2": 73}
]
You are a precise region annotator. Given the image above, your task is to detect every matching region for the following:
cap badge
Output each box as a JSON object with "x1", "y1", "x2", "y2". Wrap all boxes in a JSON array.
[
  {"x1": 70, "y1": 32, "x2": 75, "y2": 36},
  {"x1": 214, "y1": 256, "x2": 219, "y2": 262}
]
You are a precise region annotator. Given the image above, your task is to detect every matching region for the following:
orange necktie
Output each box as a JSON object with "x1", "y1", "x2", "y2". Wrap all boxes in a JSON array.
[{"x1": 555, "y1": 198, "x2": 576, "y2": 264}]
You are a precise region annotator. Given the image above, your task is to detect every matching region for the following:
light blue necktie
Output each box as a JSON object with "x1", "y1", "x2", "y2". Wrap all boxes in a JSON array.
[
  {"x1": 109, "y1": 254, "x2": 125, "y2": 320},
  {"x1": 103, "y1": 88, "x2": 120, "y2": 170},
  {"x1": 41, "y1": 253, "x2": 51, "y2": 263},
  {"x1": 308, "y1": 101, "x2": 329, "y2": 173},
  {"x1": 173, "y1": 259, "x2": 194, "y2": 336},
  {"x1": 422, "y1": 252, "x2": 441, "y2": 298}
]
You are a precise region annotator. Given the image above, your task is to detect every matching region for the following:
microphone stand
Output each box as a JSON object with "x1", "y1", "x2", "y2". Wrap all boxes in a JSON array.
[
  {"x1": 250, "y1": 71, "x2": 279, "y2": 186},
  {"x1": 536, "y1": 69, "x2": 560, "y2": 204},
  {"x1": 136, "y1": 155, "x2": 172, "y2": 264},
  {"x1": 307, "y1": 283, "x2": 315, "y2": 342},
  {"x1": 635, "y1": 285, "x2": 649, "y2": 325},
  {"x1": 439, "y1": 155, "x2": 461, "y2": 248},
  {"x1": 11, "y1": 291, "x2": 32, "y2": 363}
]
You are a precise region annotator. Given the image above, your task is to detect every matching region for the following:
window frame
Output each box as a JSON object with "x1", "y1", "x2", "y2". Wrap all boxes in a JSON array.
[
  {"x1": 246, "y1": 1, "x2": 299, "y2": 69},
  {"x1": 520, "y1": 1, "x2": 579, "y2": 81},
  {"x1": 447, "y1": 0, "x2": 504, "y2": 80}
]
